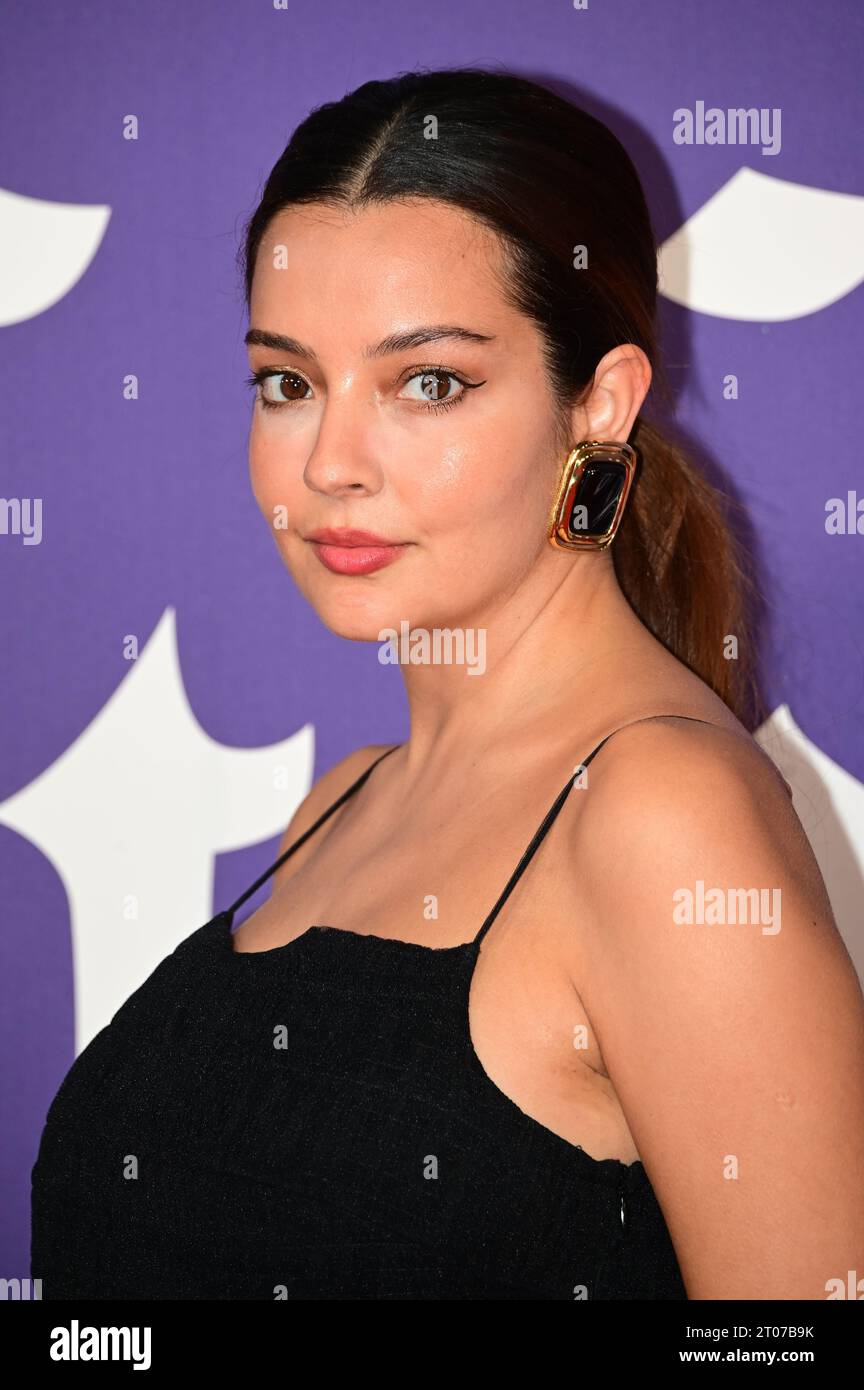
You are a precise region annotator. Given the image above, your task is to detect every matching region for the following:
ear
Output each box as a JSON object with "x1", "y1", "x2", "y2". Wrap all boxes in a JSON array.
[{"x1": 566, "y1": 344, "x2": 652, "y2": 444}]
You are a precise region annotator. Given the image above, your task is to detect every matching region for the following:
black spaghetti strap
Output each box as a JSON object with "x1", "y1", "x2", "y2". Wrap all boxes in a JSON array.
[
  {"x1": 226, "y1": 744, "x2": 401, "y2": 917},
  {"x1": 472, "y1": 714, "x2": 723, "y2": 948}
]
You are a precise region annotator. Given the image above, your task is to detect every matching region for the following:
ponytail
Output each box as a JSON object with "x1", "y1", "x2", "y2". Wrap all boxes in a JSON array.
[{"x1": 615, "y1": 415, "x2": 763, "y2": 727}]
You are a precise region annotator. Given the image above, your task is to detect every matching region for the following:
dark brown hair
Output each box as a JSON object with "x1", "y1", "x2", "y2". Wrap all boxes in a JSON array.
[{"x1": 240, "y1": 67, "x2": 761, "y2": 725}]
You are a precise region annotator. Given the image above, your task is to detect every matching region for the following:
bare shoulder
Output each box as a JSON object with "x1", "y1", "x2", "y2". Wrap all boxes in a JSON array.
[
  {"x1": 569, "y1": 714, "x2": 821, "y2": 908},
  {"x1": 269, "y1": 743, "x2": 395, "y2": 893},
  {"x1": 561, "y1": 714, "x2": 864, "y2": 1298}
]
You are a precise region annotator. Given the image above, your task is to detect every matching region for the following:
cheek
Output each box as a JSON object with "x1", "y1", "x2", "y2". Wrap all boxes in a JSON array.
[
  {"x1": 407, "y1": 429, "x2": 555, "y2": 547},
  {"x1": 248, "y1": 417, "x2": 299, "y2": 517},
  {"x1": 408, "y1": 441, "x2": 473, "y2": 508}
]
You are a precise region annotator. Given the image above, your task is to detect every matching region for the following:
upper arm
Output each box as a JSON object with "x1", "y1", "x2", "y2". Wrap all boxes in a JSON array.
[
  {"x1": 269, "y1": 744, "x2": 394, "y2": 893},
  {"x1": 569, "y1": 721, "x2": 864, "y2": 1300}
]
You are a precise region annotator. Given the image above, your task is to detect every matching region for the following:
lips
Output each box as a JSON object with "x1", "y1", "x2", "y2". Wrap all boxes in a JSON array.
[
  {"x1": 305, "y1": 527, "x2": 409, "y2": 576},
  {"x1": 306, "y1": 527, "x2": 400, "y2": 547}
]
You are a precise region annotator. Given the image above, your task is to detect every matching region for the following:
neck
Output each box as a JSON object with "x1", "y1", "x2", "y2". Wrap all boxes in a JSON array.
[{"x1": 395, "y1": 549, "x2": 664, "y2": 773}]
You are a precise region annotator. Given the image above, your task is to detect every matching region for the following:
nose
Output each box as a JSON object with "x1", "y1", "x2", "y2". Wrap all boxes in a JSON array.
[{"x1": 302, "y1": 388, "x2": 383, "y2": 498}]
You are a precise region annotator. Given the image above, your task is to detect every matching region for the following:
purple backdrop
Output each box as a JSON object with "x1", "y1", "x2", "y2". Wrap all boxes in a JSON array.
[{"x1": 2, "y1": 0, "x2": 862, "y2": 1280}]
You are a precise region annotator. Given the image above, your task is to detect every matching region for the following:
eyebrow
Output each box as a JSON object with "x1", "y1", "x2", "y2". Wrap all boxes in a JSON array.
[{"x1": 244, "y1": 324, "x2": 496, "y2": 360}]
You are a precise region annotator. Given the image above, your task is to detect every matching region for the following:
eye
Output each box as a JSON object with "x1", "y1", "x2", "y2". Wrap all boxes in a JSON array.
[
  {"x1": 245, "y1": 364, "x2": 485, "y2": 414},
  {"x1": 245, "y1": 369, "x2": 312, "y2": 410},
  {"x1": 397, "y1": 367, "x2": 484, "y2": 414}
]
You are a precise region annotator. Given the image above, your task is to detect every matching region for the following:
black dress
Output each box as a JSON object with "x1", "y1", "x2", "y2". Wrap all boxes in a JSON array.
[{"x1": 30, "y1": 716, "x2": 710, "y2": 1299}]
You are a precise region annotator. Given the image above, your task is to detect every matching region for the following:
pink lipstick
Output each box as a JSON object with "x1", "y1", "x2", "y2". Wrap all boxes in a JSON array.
[{"x1": 305, "y1": 527, "x2": 410, "y2": 576}]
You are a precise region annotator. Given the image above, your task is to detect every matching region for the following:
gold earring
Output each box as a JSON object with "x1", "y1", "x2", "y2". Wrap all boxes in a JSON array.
[{"x1": 547, "y1": 440, "x2": 637, "y2": 551}]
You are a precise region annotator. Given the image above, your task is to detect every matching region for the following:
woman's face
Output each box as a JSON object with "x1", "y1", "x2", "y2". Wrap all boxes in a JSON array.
[{"x1": 247, "y1": 197, "x2": 570, "y2": 640}]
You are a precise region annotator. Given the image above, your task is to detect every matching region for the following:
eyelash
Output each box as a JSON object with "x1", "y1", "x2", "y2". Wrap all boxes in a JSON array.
[{"x1": 244, "y1": 365, "x2": 483, "y2": 415}]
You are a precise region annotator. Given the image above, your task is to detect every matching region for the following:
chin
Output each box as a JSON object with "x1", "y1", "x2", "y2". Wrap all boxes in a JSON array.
[
  {"x1": 317, "y1": 610, "x2": 394, "y2": 643},
  {"x1": 306, "y1": 590, "x2": 413, "y2": 645}
]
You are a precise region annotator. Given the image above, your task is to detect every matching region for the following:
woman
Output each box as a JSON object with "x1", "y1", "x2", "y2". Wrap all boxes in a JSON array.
[{"x1": 31, "y1": 68, "x2": 864, "y2": 1300}]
